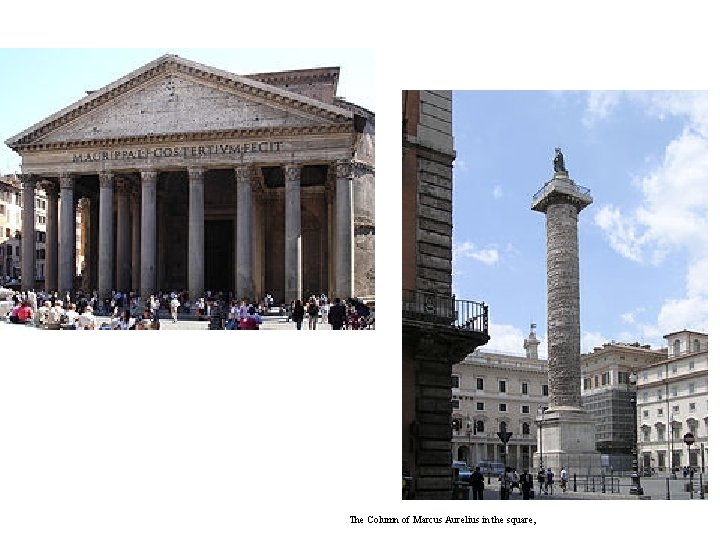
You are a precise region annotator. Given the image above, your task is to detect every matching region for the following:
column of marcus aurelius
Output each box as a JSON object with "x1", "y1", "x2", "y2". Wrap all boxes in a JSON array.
[{"x1": 531, "y1": 148, "x2": 601, "y2": 474}]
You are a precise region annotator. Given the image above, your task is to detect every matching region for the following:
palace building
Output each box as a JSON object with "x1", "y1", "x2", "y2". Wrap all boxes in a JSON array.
[{"x1": 5, "y1": 54, "x2": 375, "y2": 303}]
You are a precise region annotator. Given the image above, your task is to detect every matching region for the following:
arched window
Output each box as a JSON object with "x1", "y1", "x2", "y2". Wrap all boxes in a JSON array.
[
  {"x1": 673, "y1": 339, "x2": 680, "y2": 356},
  {"x1": 522, "y1": 422, "x2": 530, "y2": 435}
]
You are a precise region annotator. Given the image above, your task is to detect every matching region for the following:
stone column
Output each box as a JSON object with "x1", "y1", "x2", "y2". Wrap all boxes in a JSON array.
[
  {"x1": 44, "y1": 181, "x2": 59, "y2": 293},
  {"x1": 115, "y1": 177, "x2": 131, "y2": 292},
  {"x1": 187, "y1": 167, "x2": 205, "y2": 301},
  {"x1": 58, "y1": 173, "x2": 75, "y2": 294},
  {"x1": 235, "y1": 164, "x2": 253, "y2": 299},
  {"x1": 131, "y1": 189, "x2": 141, "y2": 293},
  {"x1": 20, "y1": 174, "x2": 36, "y2": 292},
  {"x1": 334, "y1": 160, "x2": 354, "y2": 299},
  {"x1": 284, "y1": 163, "x2": 302, "y2": 303},
  {"x1": 87, "y1": 195, "x2": 99, "y2": 293},
  {"x1": 98, "y1": 172, "x2": 114, "y2": 300},
  {"x1": 140, "y1": 170, "x2": 157, "y2": 299}
]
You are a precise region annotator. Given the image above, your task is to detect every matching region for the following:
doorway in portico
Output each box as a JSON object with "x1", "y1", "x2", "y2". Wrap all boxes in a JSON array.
[{"x1": 204, "y1": 219, "x2": 233, "y2": 294}]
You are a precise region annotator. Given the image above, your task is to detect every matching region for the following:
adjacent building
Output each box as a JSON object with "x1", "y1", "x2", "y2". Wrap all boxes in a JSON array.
[
  {"x1": 636, "y1": 330, "x2": 708, "y2": 474},
  {"x1": 402, "y1": 90, "x2": 490, "y2": 499},
  {"x1": 451, "y1": 325, "x2": 548, "y2": 472},
  {"x1": 580, "y1": 341, "x2": 666, "y2": 471},
  {"x1": 5, "y1": 54, "x2": 375, "y2": 302}
]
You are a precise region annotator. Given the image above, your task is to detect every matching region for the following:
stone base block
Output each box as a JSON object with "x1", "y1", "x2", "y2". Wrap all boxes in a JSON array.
[{"x1": 533, "y1": 406, "x2": 603, "y2": 475}]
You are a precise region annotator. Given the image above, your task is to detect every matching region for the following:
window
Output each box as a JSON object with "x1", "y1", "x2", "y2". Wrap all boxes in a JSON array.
[
  {"x1": 583, "y1": 377, "x2": 591, "y2": 390},
  {"x1": 672, "y1": 405, "x2": 679, "y2": 413},
  {"x1": 689, "y1": 383, "x2": 695, "y2": 394},
  {"x1": 452, "y1": 418, "x2": 461, "y2": 432},
  {"x1": 0, "y1": 203, "x2": 4, "y2": 215},
  {"x1": 689, "y1": 361, "x2": 695, "y2": 371},
  {"x1": 657, "y1": 409, "x2": 663, "y2": 416},
  {"x1": 657, "y1": 390, "x2": 663, "y2": 401},
  {"x1": 673, "y1": 339, "x2": 680, "y2": 356},
  {"x1": 657, "y1": 369, "x2": 663, "y2": 379},
  {"x1": 601, "y1": 372, "x2": 609, "y2": 385},
  {"x1": 672, "y1": 386, "x2": 677, "y2": 397},
  {"x1": 521, "y1": 382, "x2": 528, "y2": 395},
  {"x1": 522, "y1": 405, "x2": 529, "y2": 414},
  {"x1": 657, "y1": 425, "x2": 665, "y2": 441},
  {"x1": 476, "y1": 378, "x2": 484, "y2": 391},
  {"x1": 37, "y1": 216, "x2": 46, "y2": 225},
  {"x1": 542, "y1": 384, "x2": 549, "y2": 396},
  {"x1": 672, "y1": 424, "x2": 680, "y2": 439},
  {"x1": 451, "y1": 399, "x2": 460, "y2": 410},
  {"x1": 499, "y1": 421, "x2": 507, "y2": 432},
  {"x1": 689, "y1": 402, "x2": 696, "y2": 411},
  {"x1": 642, "y1": 392, "x2": 648, "y2": 402},
  {"x1": 475, "y1": 420, "x2": 484, "y2": 433},
  {"x1": 499, "y1": 403, "x2": 507, "y2": 412},
  {"x1": 451, "y1": 375, "x2": 459, "y2": 389},
  {"x1": 498, "y1": 380, "x2": 507, "y2": 393},
  {"x1": 693, "y1": 339, "x2": 700, "y2": 353},
  {"x1": 476, "y1": 402, "x2": 484, "y2": 411},
  {"x1": 643, "y1": 410, "x2": 649, "y2": 417},
  {"x1": 672, "y1": 364, "x2": 678, "y2": 374},
  {"x1": 618, "y1": 372, "x2": 629, "y2": 385},
  {"x1": 643, "y1": 428, "x2": 650, "y2": 443},
  {"x1": 594, "y1": 375, "x2": 599, "y2": 387},
  {"x1": 522, "y1": 422, "x2": 530, "y2": 435}
]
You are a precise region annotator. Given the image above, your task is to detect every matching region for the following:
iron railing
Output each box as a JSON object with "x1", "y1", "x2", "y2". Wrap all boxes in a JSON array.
[
  {"x1": 402, "y1": 289, "x2": 488, "y2": 333},
  {"x1": 532, "y1": 180, "x2": 592, "y2": 207}
]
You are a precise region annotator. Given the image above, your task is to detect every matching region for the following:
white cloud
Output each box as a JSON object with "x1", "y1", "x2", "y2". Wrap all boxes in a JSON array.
[
  {"x1": 582, "y1": 331, "x2": 609, "y2": 353},
  {"x1": 492, "y1": 185, "x2": 503, "y2": 199},
  {"x1": 483, "y1": 322, "x2": 547, "y2": 359},
  {"x1": 455, "y1": 241, "x2": 499, "y2": 265},
  {"x1": 620, "y1": 312, "x2": 635, "y2": 324},
  {"x1": 582, "y1": 91, "x2": 621, "y2": 127}
]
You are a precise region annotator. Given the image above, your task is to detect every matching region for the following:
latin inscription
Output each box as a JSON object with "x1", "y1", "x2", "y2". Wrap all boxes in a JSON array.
[{"x1": 71, "y1": 141, "x2": 283, "y2": 163}]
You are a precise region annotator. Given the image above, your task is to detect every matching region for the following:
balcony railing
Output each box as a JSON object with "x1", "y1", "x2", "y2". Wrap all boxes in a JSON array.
[
  {"x1": 532, "y1": 179, "x2": 592, "y2": 207},
  {"x1": 402, "y1": 289, "x2": 488, "y2": 334}
]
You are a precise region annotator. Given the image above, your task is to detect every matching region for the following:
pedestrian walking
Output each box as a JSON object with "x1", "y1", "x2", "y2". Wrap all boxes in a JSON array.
[
  {"x1": 307, "y1": 296, "x2": 319, "y2": 330},
  {"x1": 170, "y1": 296, "x2": 180, "y2": 323},
  {"x1": 520, "y1": 470, "x2": 534, "y2": 500},
  {"x1": 328, "y1": 297, "x2": 346, "y2": 330},
  {"x1": 292, "y1": 300, "x2": 304, "y2": 330},
  {"x1": 469, "y1": 466, "x2": 485, "y2": 500},
  {"x1": 560, "y1": 467, "x2": 568, "y2": 492}
]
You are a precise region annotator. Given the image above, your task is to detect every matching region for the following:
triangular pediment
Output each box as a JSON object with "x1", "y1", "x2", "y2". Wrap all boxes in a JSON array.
[{"x1": 6, "y1": 55, "x2": 353, "y2": 148}]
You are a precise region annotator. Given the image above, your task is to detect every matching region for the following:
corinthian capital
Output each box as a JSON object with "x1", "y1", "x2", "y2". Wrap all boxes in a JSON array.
[
  {"x1": 284, "y1": 163, "x2": 302, "y2": 183},
  {"x1": 18, "y1": 174, "x2": 37, "y2": 189},
  {"x1": 235, "y1": 163, "x2": 252, "y2": 184},
  {"x1": 188, "y1": 167, "x2": 205, "y2": 184},
  {"x1": 141, "y1": 170, "x2": 157, "y2": 185},
  {"x1": 59, "y1": 173, "x2": 75, "y2": 190},
  {"x1": 335, "y1": 159, "x2": 352, "y2": 179},
  {"x1": 98, "y1": 172, "x2": 113, "y2": 189}
]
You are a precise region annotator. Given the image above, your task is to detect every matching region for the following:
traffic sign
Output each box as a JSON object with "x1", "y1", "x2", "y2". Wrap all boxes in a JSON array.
[{"x1": 683, "y1": 432, "x2": 695, "y2": 446}]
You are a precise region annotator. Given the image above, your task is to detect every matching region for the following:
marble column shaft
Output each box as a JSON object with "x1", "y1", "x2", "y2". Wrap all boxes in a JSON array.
[
  {"x1": 20, "y1": 175, "x2": 36, "y2": 291},
  {"x1": 116, "y1": 179, "x2": 131, "y2": 292},
  {"x1": 188, "y1": 167, "x2": 205, "y2": 301},
  {"x1": 44, "y1": 182, "x2": 59, "y2": 293},
  {"x1": 334, "y1": 160, "x2": 354, "y2": 299},
  {"x1": 235, "y1": 164, "x2": 253, "y2": 299},
  {"x1": 98, "y1": 172, "x2": 114, "y2": 299},
  {"x1": 131, "y1": 192, "x2": 141, "y2": 293},
  {"x1": 59, "y1": 174, "x2": 75, "y2": 294},
  {"x1": 284, "y1": 163, "x2": 302, "y2": 303},
  {"x1": 140, "y1": 170, "x2": 157, "y2": 299}
]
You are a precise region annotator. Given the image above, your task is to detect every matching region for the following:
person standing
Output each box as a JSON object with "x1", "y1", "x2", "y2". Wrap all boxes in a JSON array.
[
  {"x1": 307, "y1": 296, "x2": 319, "y2": 330},
  {"x1": 469, "y1": 466, "x2": 485, "y2": 500},
  {"x1": 292, "y1": 300, "x2": 304, "y2": 330},
  {"x1": 520, "y1": 470, "x2": 534, "y2": 500},
  {"x1": 537, "y1": 468, "x2": 545, "y2": 496},
  {"x1": 560, "y1": 467, "x2": 568, "y2": 492},
  {"x1": 328, "y1": 298, "x2": 346, "y2": 330},
  {"x1": 545, "y1": 467, "x2": 554, "y2": 495},
  {"x1": 170, "y1": 296, "x2": 180, "y2": 323}
]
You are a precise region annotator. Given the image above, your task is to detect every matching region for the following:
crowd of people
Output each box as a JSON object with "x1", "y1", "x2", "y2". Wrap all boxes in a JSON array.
[{"x1": 2, "y1": 287, "x2": 374, "y2": 331}]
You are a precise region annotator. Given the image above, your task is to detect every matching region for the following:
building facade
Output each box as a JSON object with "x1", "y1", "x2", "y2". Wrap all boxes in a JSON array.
[
  {"x1": 636, "y1": 330, "x2": 708, "y2": 474},
  {"x1": 402, "y1": 90, "x2": 490, "y2": 499},
  {"x1": 451, "y1": 326, "x2": 548, "y2": 472},
  {"x1": 5, "y1": 55, "x2": 374, "y2": 303},
  {"x1": 580, "y1": 342, "x2": 666, "y2": 471}
]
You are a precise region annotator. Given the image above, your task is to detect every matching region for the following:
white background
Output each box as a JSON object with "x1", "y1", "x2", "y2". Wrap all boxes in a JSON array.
[{"x1": 0, "y1": 1, "x2": 715, "y2": 537}]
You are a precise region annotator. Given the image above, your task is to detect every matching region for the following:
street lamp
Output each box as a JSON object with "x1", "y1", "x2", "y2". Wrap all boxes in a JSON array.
[
  {"x1": 670, "y1": 415, "x2": 677, "y2": 479},
  {"x1": 629, "y1": 371, "x2": 644, "y2": 496},
  {"x1": 536, "y1": 406, "x2": 545, "y2": 471},
  {"x1": 497, "y1": 423, "x2": 513, "y2": 500}
]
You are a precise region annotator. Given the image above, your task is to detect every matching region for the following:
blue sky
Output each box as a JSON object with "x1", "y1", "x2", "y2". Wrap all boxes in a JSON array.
[
  {"x1": 0, "y1": 48, "x2": 375, "y2": 175},
  {"x1": 452, "y1": 91, "x2": 708, "y2": 356}
]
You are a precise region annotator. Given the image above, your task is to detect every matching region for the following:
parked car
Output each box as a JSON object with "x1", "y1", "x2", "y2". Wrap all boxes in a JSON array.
[
  {"x1": 452, "y1": 460, "x2": 472, "y2": 482},
  {"x1": 475, "y1": 460, "x2": 506, "y2": 478}
]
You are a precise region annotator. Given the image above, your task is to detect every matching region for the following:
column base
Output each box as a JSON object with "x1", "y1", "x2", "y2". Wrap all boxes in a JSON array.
[{"x1": 533, "y1": 407, "x2": 602, "y2": 475}]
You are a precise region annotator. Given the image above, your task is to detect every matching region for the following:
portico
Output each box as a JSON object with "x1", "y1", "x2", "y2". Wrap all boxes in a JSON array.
[{"x1": 6, "y1": 55, "x2": 374, "y2": 303}]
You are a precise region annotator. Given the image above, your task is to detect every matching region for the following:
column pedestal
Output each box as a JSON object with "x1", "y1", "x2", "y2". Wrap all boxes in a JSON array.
[{"x1": 533, "y1": 407, "x2": 602, "y2": 475}]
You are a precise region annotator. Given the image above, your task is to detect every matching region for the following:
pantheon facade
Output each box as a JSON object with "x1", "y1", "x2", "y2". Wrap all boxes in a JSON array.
[{"x1": 5, "y1": 54, "x2": 375, "y2": 303}]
